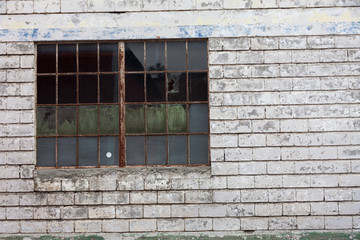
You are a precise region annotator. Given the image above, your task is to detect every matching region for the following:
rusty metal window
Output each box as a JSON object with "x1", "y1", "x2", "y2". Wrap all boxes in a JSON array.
[{"x1": 36, "y1": 40, "x2": 209, "y2": 168}]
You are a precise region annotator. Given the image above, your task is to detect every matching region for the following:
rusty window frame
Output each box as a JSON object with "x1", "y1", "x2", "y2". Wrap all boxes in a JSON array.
[{"x1": 35, "y1": 39, "x2": 209, "y2": 169}]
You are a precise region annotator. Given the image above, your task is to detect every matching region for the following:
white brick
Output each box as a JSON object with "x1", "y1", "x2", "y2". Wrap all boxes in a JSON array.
[
  {"x1": 7, "y1": 207, "x2": 33, "y2": 219},
  {"x1": 297, "y1": 216, "x2": 324, "y2": 230},
  {"x1": 209, "y1": 51, "x2": 237, "y2": 64},
  {"x1": 283, "y1": 175, "x2": 310, "y2": 188},
  {"x1": 171, "y1": 205, "x2": 198, "y2": 218},
  {"x1": 267, "y1": 134, "x2": 295, "y2": 146},
  {"x1": 213, "y1": 218, "x2": 240, "y2": 231},
  {"x1": 339, "y1": 202, "x2": 360, "y2": 215},
  {"x1": 241, "y1": 218, "x2": 268, "y2": 230},
  {"x1": 239, "y1": 162, "x2": 266, "y2": 175},
  {"x1": 212, "y1": 162, "x2": 238, "y2": 175},
  {"x1": 21, "y1": 221, "x2": 47, "y2": 233},
  {"x1": 61, "y1": 0, "x2": 87, "y2": 12},
  {"x1": 116, "y1": 205, "x2": 142, "y2": 218},
  {"x1": 157, "y1": 219, "x2": 184, "y2": 232},
  {"x1": 237, "y1": 51, "x2": 263, "y2": 64},
  {"x1": 269, "y1": 189, "x2": 295, "y2": 202},
  {"x1": 311, "y1": 175, "x2": 338, "y2": 187},
  {"x1": 210, "y1": 135, "x2": 238, "y2": 147},
  {"x1": 7, "y1": 1, "x2": 33, "y2": 14},
  {"x1": 308, "y1": 36, "x2": 335, "y2": 49},
  {"x1": 239, "y1": 134, "x2": 266, "y2": 147},
  {"x1": 158, "y1": 191, "x2": 184, "y2": 204},
  {"x1": 185, "y1": 218, "x2": 212, "y2": 231},
  {"x1": 225, "y1": 148, "x2": 252, "y2": 161},
  {"x1": 238, "y1": 107, "x2": 265, "y2": 119},
  {"x1": 311, "y1": 202, "x2": 338, "y2": 215},
  {"x1": 241, "y1": 190, "x2": 268, "y2": 202},
  {"x1": 222, "y1": 38, "x2": 250, "y2": 50},
  {"x1": 253, "y1": 120, "x2": 279, "y2": 133},
  {"x1": 267, "y1": 162, "x2": 295, "y2": 174},
  {"x1": 296, "y1": 189, "x2": 323, "y2": 201},
  {"x1": 283, "y1": 203, "x2": 310, "y2": 215},
  {"x1": 281, "y1": 147, "x2": 309, "y2": 160},
  {"x1": 75, "y1": 221, "x2": 101, "y2": 233},
  {"x1": 255, "y1": 203, "x2": 282, "y2": 216},
  {"x1": 48, "y1": 221, "x2": 74, "y2": 233},
  {"x1": 269, "y1": 217, "x2": 296, "y2": 230},
  {"x1": 255, "y1": 175, "x2": 282, "y2": 188},
  {"x1": 335, "y1": 35, "x2": 360, "y2": 48},
  {"x1": 89, "y1": 206, "x2": 115, "y2": 218},
  {"x1": 0, "y1": 221, "x2": 20, "y2": 233},
  {"x1": 264, "y1": 51, "x2": 291, "y2": 63},
  {"x1": 34, "y1": 0, "x2": 60, "y2": 13},
  {"x1": 251, "y1": 38, "x2": 278, "y2": 50},
  {"x1": 226, "y1": 204, "x2": 254, "y2": 216},
  {"x1": 325, "y1": 189, "x2": 353, "y2": 201},
  {"x1": 88, "y1": 0, "x2": 115, "y2": 11},
  {"x1": 199, "y1": 204, "x2": 227, "y2": 217},
  {"x1": 34, "y1": 207, "x2": 61, "y2": 219},
  {"x1": 144, "y1": 205, "x2": 170, "y2": 218},
  {"x1": 185, "y1": 190, "x2": 212, "y2": 203},
  {"x1": 253, "y1": 147, "x2": 280, "y2": 160},
  {"x1": 210, "y1": 107, "x2": 237, "y2": 120},
  {"x1": 227, "y1": 176, "x2": 254, "y2": 189},
  {"x1": 213, "y1": 190, "x2": 240, "y2": 203},
  {"x1": 196, "y1": 0, "x2": 223, "y2": 9},
  {"x1": 325, "y1": 217, "x2": 352, "y2": 229},
  {"x1": 339, "y1": 174, "x2": 360, "y2": 187},
  {"x1": 130, "y1": 191, "x2": 157, "y2": 204}
]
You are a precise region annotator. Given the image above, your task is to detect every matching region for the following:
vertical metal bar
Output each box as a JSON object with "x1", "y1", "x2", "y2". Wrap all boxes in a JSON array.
[
  {"x1": 165, "y1": 41, "x2": 169, "y2": 166},
  {"x1": 144, "y1": 42, "x2": 147, "y2": 166},
  {"x1": 55, "y1": 44, "x2": 59, "y2": 168},
  {"x1": 76, "y1": 43, "x2": 79, "y2": 168},
  {"x1": 186, "y1": 41, "x2": 190, "y2": 166},
  {"x1": 97, "y1": 42, "x2": 100, "y2": 167},
  {"x1": 206, "y1": 40, "x2": 210, "y2": 166},
  {"x1": 119, "y1": 42, "x2": 126, "y2": 167}
]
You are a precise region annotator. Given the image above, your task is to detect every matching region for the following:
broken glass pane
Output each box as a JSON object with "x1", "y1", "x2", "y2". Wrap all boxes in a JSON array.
[
  {"x1": 146, "y1": 42, "x2": 165, "y2": 71},
  {"x1": 146, "y1": 73, "x2": 165, "y2": 102},
  {"x1": 189, "y1": 72, "x2": 208, "y2": 101},
  {"x1": 37, "y1": 76, "x2": 56, "y2": 104},
  {"x1": 125, "y1": 105, "x2": 145, "y2": 134},
  {"x1": 58, "y1": 44, "x2": 76, "y2": 73},
  {"x1": 147, "y1": 104, "x2": 166, "y2": 133},
  {"x1": 58, "y1": 106, "x2": 77, "y2": 135},
  {"x1": 79, "y1": 137, "x2": 98, "y2": 166},
  {"x1": 147, "y1": 136, "x2": 166, "y2": 165},
  {"x1": 79, "y1": 43, "x2": 97, "y2": 72},
  {"x1": 167, "y1": 72, "x2": 186, "y2": 102},
  {"x1": 100, "y1": 74, "x2": 118, "y2": 103},
  {"x1": 58, "y1": 137, "x2": 77, "y2": 167},
  {"x1": 168, "y1": 104, "x2": 187, "y2": 133},
  {"x1": 36, "y1": 138, "x2": 56, "y2": 167},
  {"x1": 79, "y1": 75, "x2": 97, "y2": 103},
  {"x1": 79, "y1": 105, "x2": 97, "y2": 135},
  {"x1": 189, "y1": 104, "x2": 208, "y2": 133},
  {"x1": 37, "y1": 106, "x2": 56, "y2": 136},
  {"x1": 125, "y1": 74, "x2": 145, "y2": 102},
  {"x1": 125, "y1": 42, "x2": 144, "y2": 71},
  {"x1": 58, "y1": 75, "x2": 77, "y2": 104},
  {"x1": 126, "y1": 136, "x2": 145, "y2": 165},
  {"x1": 168, "y1": 135, "x2": 187, "y2": 165},
  {"x1": 37, "y1": 44, "x2": 56, "y2": 73},
  {"x1": 100, "y1": 43, "x2": 118, "y2": 72},
  {"x1": 99, "y1": 105, "x2": 119, "y2": 134},
  {"x1": 190, "y1": 135, "x2": 208, "y2": 165},
  {"x1": 100, "y1": 136, "x2": 119, "y2": 166},
  {"x1": 188, "y1": 41, "x2": 207, "y2": 70},
  {"x1": 167, "y1": 41, "x2": 186, "y2": 71}
]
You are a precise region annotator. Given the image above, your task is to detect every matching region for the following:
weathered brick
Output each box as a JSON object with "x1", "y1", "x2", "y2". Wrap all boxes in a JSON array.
[
  {"x1": 7, "y1": 1, "x2": 33, "y2": 14},
  {"x1": 130, "y1": 191, "x2": 157, "y2": 204},
  {"x1": 269, "y1": 217, "x2": 296, "y2": 230},
  {"x1": 75, "y1": 220, "x2": 101, "y2": 233},
  {"x1": 48, "y1": 221, "x2": 74, "y2": 233},
  {"x1": 185, "y1": 218, "x2": 212, "y2": 231},
  {"x1": 185, "y1": 190, "x2": 212, "y2": 203},
  {"x1": 213, "y1": 218, "x2": 240, "y2": 231},
  {"x1": 171, "y1": 204, "x2": 198, "y2": 217},
  {"x1": 21, "y1": 221, "x2": 47, "y2": 233},
  {"x1": 157, "y1": 219, "x2": 184, "y2": 232},
  {"x1": 297, "y1": 216, "x2": 324, "y2": 230},
  {"x1": 144, "y1": 205, "x2": 170, "y2": 218},
  {"x1": 255, "y1": 203, "x2": 282, "y2": 216},
  {"x1": 130, "y1": 219, "x2": 156, "y2": 232},
  {"x1": 34, "y1": 207, "x2": 61, "y2": 219},
  {"x1": 7, "y1": 207, "x2": 33, "y2": 219},
  {"x1": 0, "y1": 221, "x2": 20, "y2": 233},
  {"x1": 241, "y1": 217, "x2": 268, "y2": 230},
  {"x1": 102, "y1": 219, "x2": 128, "y2": 232},
  {"x1": 116, "y1": 205, "x2": 143, "y2": 218},
  {"x1": 34, "y1": 0, "x2": 61, "y2": 13},
  {"x1": 89, "y1": 206, "x2": 115, "y2": 218},
  {"x1": 325, "y1": 216, "x2": 352, "y2": 229},
  {"x1": 61, "y1": 206, "x2": 88, "y2": 219},
  {"x1": 311, "y1": 202, "x2": 338, "y2": 215}
]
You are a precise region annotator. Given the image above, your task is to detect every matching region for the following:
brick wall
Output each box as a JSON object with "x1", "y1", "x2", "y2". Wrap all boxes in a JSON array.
[{"x1": 0, "y1": 0, "x2": 360, "y2": 237}]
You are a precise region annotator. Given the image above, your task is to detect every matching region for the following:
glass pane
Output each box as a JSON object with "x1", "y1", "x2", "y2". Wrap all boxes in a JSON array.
[
  {"x1": 189, "y1": 72, "x2": 208, "y2": 101},
  {"x1": 167, "y1": 72, "x2": 186, "y2": 102},
  {"x1": 190, "y1": 135, "x2": 208, "y2": 165},
  {"x1": 168, "y1": 104, "x2": 187, "y2": 133},
  {"x1": 188, "y1": 41, "x2": 207, "y2": 70},
  {"x1": 99, "y1": 105, "x2": 119, "y2": 134},
  {"x1": 37, "y1": 44, "x2": 56, "y2": 73},
  {"x1": 147, "y1": 104, "x2": 166, "y2": 133},
  {"x1": 100, "y1": 43, "x2": 118, "y2": 72},
  {"x1": 125, "y1": 42, "x2": 144, "y2": 71},
  {"x1": 125, "y1": 105, "x2": 145, "y2": 134},
  {"x1": 126, "y1": 136, "x2": 145, "y2": 165},
  {"x1": 147, "y1": 136, "x2": 166, "y2": 165},
  {"x1": 79, "y1": 43, "x2": 97, "y2": 72},
  {"x1": 100, "y1": 74, "x2": 118, "y2": 103},
  {"x1": 58, "y1": 44, "x2": 76, "y2": 73},
  {"x1": 125, "y1": 74, "x2": 144, "y2": 102},
  {"x1": 37, "y1": 106, "x2": 56, "y2": 136},
  {"x1": 146, "y1": 73, "x2": 165, "y2": 102},
  {"x1": 100, "y1": 136, "x2": 118, "y2": 166},
  {"x1": 58, "y1": 75, "x2": 77, "y2": 104},
  {"x1": 37, "y1": 76, "x2": 56, "y2": 104},
  {"x1": 146, "y1": 42, "x2": 165, "y2": 71},
  {"x1": 79, "y1": 137, "x2": 98, "y2": 166},
  {"x1": 79, "y1": 105, "x2": 97, "y2": 135},
  {"x1": 36, "y1": 138, "x2": 56, "y2": 167},
  {"x1": 167, "y1": 41, "x2": 186, "y2": 71},
  {"x1": 58, "y1": 137, "x2": 77, "y2": 167},
  {"x1": 58, "y1": 106, "x2": 77, "y2": 135},
  {"x1": 79, "y1": 75, "x2": 97, "y2": 103},
  {"x1": 168, "y1": 135, "x2": 187, "y2": 165},
  {"x1": 189, "y1": 104, "x2": 208, "y2": 133}
]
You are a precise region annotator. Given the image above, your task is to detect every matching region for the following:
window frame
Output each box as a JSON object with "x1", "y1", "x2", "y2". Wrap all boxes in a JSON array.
[{"x1": 35, "y1": 39, "x2": 210, "y2": 169}]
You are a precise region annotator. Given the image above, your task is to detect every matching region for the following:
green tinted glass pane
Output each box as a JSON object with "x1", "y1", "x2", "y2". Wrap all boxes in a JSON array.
[
  {"x1": 125, "y1": 105, "x2": 145, "y2": 133},
  {"x1": 79, "y1": 105, "x2": 98, "y2": 135},
  {"x1": 147, "y1": 104, "x2": 166, "y2": 133},
  {"x1": 37, "y1": 107, "x2": 56, "y2": 136},
  {"x1": 58, "y1": 106, "x2": 77, "y2": 135},
  {"x1": 168, "y1": 104, "x2": 187, "y2": 133},
  {"x1": 99, "y1": 105, "x2": 119, "y2": 134}
]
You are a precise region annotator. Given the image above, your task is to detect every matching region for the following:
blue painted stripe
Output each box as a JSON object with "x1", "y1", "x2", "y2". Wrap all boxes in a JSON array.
[{"x1": 1, "y1": 22, "x2": 360, "y2": 41}]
